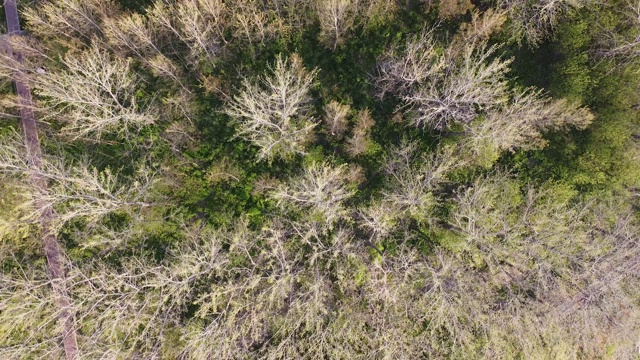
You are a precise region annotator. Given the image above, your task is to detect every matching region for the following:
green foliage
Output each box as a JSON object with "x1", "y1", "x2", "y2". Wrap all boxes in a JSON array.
[
  {"x1": 549, "y1": 11, "x2": 593, "y2": 102},
  {"x1": 3, "y1": 0, "x2": 640, "y2": 358},
  {"x1": 505, "y1": 5, "x2": 640, "y2": 193}
]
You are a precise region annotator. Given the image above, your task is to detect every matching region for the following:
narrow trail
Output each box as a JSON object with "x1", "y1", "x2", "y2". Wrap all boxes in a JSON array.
[{"x1": 3, "y1": 0, "x2": 79, "y2": 358}]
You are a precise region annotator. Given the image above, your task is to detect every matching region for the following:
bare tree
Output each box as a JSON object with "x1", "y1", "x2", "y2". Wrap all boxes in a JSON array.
[
  {"x1": 316, "y1": 0, "x2": 359, "y2": 49},
  {"x1": 66, "y1": 217, "x2": 347, "y2": 358},
  {"x1": 377, "y1": 9, "x2": 508, "y2": 102},
  {"x1": 0, "y1": 44, "x2": 18, "y2": 86},
  {"x1": 377, "y1": 21, "x2": 592, "y2": 167},
  {"x1": 357, "y1": 199, "x2": 401, "y2": 239},
  {"x1": 448, "y1": 173, "x2": 640, "y2": 357},
  {"x1": 498, "y1": 0, "x2": 593, "y2": 46},
  {"x1": 102, "y1": 12, "x2": 187, "y2": 89},
  {"x1": 1, "y1": 7, "x2": 81, "y2": 355},
  {"x1": 323, "y1": 100, "x2": 351, "y2": 137},
  {"x1": 346, "y1": 108, "x2": 375, "y2": 157},
  {"x1": 0, "y1": 35, "x2": 43, "y2": 84},
  {"x1": 0, "y1": 131, "x2": 155, "y2": 234},
  {"x1": 22, "y1": 0, "x2": 117, "y2": 47},
  {"x1": 376, "y1": 27, "x2": 445, "y2": 98},
  {"x1": 226, "y1": 0, "x2": 294, "y2": 45},
  {"x1": 269, "y1": 161, "x2": 356, "y2": 228},
  {"x1": 4, "y1": 1, "x2": 638, "y2": 358},
  {"x1": 381, "y1": 141, "x2": 460, "y2": 224},
  {"x1": 68, "y1": 255, "x2": 187, "y2": 358},
  {"x1": 315, "y1": 0, "x2": 402, "y2": 48},
  {"x1": 595, "y1": 0, "x2": 640, "y2": 66},
  {"x1": 449, "y1": 173, "x2": 606, "y2": 304},
  {"x1": 103, "y1": 13, "x2": 160, "y2": 58},
  {"x1": 461, "y1": 88, "x2": 594, "y2": 166},
  {"x1": 410, "y1": 42, "x2": 512, "y2": 129},
  {"x1": 224, "y1": 54, "x2": 318, "y2": 161},
  {"x1": 146, "y1": 0, "x2": 227, "y2": 66},
  {"x1": 452, "y1": 9, "x2": 508, "y2": 47},
  {"x1": 0, "y1": 266, "x2": 64, "y2": 359},
  {"x1": 0, "y1": 125, "x2": 157, "y2": 358},
  {"x1": 377, "y1": 28, "x2": 512, "y2": 130},
  {"x1": 31, "y1": 44, "x2": 155, "y2": 139},
  {"x1": 176, "y1": 0, "x2": 227, "y2": 64}
]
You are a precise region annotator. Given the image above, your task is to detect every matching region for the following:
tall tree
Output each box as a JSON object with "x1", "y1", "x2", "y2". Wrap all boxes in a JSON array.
[
  {"x1": 225, "y1": 54, "x2": 318, "y2": 161},
  {"x1": 32, "y1": 44, "x2": 155, "y2": 139}
]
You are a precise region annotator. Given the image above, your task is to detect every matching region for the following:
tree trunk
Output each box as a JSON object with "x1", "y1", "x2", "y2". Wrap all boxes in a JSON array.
[{"x1": 3, "y1": 1, "x2": 79, "y2": 358}]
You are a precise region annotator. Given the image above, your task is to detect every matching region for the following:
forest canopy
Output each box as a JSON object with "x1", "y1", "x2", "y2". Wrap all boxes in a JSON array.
[{"x1": 1, "y1": 0, "x2": 640, "y2": 359}]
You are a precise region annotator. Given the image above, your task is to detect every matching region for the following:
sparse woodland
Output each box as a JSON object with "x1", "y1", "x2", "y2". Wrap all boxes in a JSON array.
[{"x1": 0, "y1": 0, "x2": 640, "y2": 358}]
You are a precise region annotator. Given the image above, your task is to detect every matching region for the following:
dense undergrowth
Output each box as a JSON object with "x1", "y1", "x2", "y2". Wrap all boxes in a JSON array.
[{"x1": 1, "y1": 0, "x2": 640, "y2": 358}]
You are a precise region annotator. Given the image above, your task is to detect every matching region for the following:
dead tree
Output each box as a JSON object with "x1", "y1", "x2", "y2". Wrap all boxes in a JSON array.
[
  {"x1": 32, "y1": 44, "x2": 155, "y2": 139},
  {"x1": 224, "y1": 54, "x2": 318, "y2": 161},
  {"x1": 2, "y1": 2, "x2": 78, "y2": 357}
]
